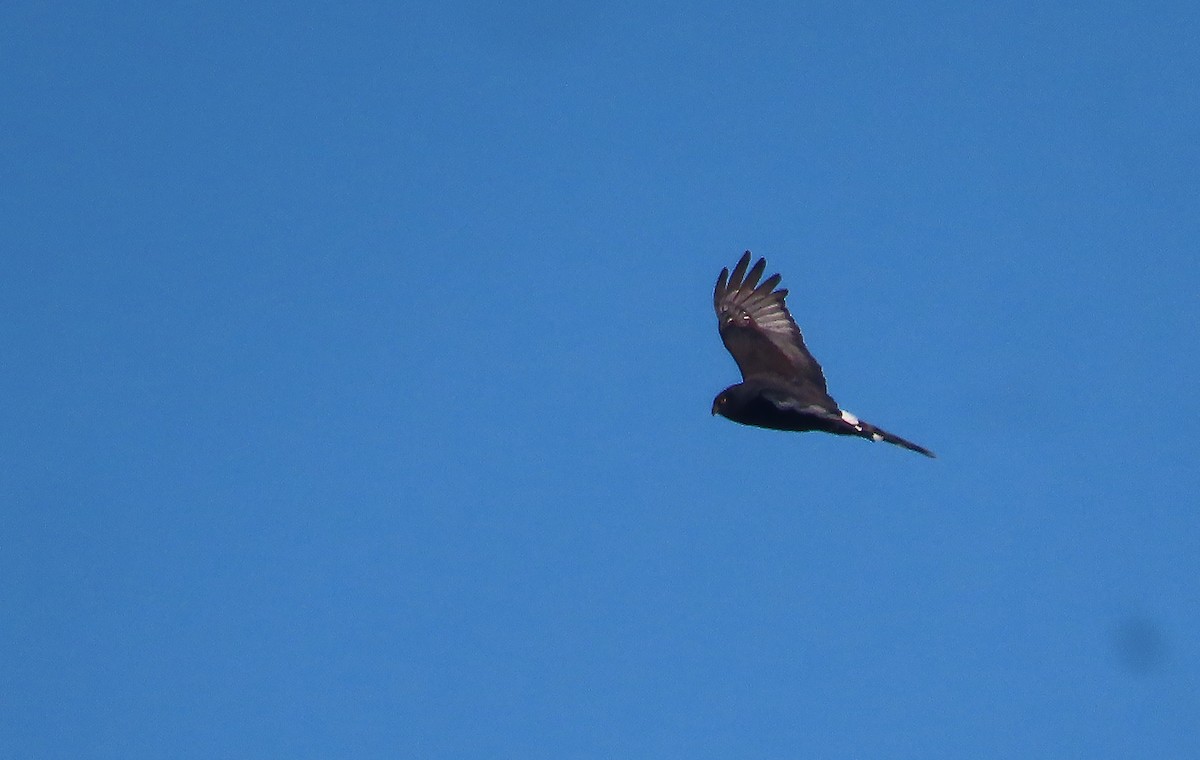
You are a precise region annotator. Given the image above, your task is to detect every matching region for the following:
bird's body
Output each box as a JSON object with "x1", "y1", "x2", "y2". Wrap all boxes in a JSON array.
[{"x1": 711, "y1": 251, "x2": 934, "y2": 458}]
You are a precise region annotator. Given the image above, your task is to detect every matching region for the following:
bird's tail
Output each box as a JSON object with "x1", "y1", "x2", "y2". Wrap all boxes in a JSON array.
[
  {"x1": 867, "y1": 424, "x2": 936, "y2": 458},
  {"x1": 840, "y1": 410, "x2": 935, "y2": 458}
]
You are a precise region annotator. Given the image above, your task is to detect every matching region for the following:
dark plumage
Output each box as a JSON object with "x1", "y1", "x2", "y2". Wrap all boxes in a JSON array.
[{"x1": 712, "y1": 251, "x2": 934, "y2": 457}]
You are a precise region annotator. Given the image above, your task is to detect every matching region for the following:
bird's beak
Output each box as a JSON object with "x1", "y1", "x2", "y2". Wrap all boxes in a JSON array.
[{"x1": 711, "y1": 400, "x2": 720, "y2": 416}]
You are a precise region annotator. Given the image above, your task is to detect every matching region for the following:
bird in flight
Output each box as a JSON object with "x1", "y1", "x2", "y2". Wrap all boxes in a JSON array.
[{"x1": 711, "y1": 251, "x2": 934, "y2": 457}]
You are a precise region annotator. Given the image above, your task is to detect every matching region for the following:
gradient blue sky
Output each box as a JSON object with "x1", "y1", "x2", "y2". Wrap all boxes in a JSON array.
[{"x1": 3, "y1": 2, "x2": 1199, "y2": 757}]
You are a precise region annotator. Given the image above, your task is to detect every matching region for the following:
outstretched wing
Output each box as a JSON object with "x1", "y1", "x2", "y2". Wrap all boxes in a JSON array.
[{"x1": 714, "y1": 251, "x2": 830, "y2": 394}]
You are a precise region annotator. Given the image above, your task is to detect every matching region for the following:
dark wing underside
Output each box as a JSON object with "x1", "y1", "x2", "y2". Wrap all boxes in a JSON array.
[{"x1": 714, "y1": 251, "x2": 832, "y2": 398}]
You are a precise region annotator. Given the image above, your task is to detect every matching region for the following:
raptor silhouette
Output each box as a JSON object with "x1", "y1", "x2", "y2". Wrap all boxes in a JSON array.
[{"x1": 711, "y1": 251, "x2": 934, "y2": 457}]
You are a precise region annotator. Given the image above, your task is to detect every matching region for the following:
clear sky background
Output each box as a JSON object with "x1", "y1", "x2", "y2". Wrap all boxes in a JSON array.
[{"x1": 3, "y1": 2, "x2": 1199, "y2": 758}]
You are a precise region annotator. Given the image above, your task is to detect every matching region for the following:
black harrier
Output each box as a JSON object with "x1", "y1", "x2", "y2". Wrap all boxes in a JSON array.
[{"x1": 711, "y1": 251, "x2": 934, "y2": 457}]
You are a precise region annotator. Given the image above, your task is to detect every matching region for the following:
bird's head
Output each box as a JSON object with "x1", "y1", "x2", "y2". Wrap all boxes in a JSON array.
[{"x1": 711, "y1": 388, "x2": 734, "y2": 417}]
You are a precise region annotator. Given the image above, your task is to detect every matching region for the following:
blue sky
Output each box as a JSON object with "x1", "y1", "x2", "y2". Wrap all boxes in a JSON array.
[{"x1": 3, "y1": 1, "x2": 1199, "y2": 757}]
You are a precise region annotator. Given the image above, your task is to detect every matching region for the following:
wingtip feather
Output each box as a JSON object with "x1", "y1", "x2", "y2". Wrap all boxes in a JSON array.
[
  {"x1": 714, "y1": 268, "x2": 730, "y2": 309},
  {"x1": 743, "y1": 257, "x2": 767, "y2": 290},
  {"x1": 728, "y1": 252, "x2": 751, "y2": 289}
]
